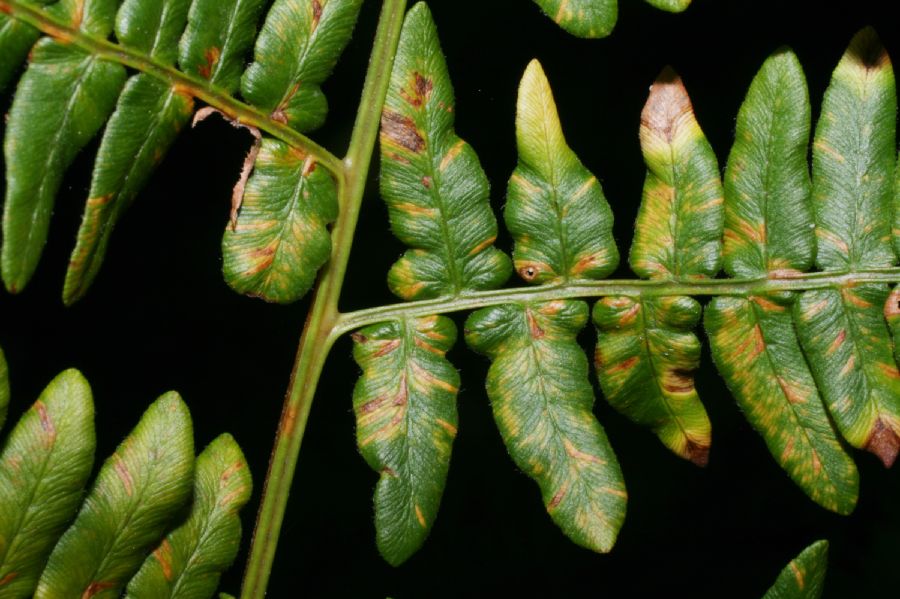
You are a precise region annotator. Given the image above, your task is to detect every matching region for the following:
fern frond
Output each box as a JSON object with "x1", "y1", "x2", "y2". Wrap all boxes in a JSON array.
[
  {"x1": 0, "y1": 352, "x2": 252, "y2": 598},
  {"x1": 0, "y1": 0, "x2": 363, "y2": 304},
  {"x1": 339, "y1": 15, "x2": 900, "y2": 566}
]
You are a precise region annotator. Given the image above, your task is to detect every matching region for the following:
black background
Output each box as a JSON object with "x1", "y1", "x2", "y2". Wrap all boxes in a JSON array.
[{"x1": 1, "y1": 0, "x2": 899, "y2": 596}]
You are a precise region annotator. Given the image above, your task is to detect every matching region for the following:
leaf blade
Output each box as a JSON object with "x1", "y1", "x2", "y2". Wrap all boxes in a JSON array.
[
  {"x1": 115, "y1": 0, "x2": 191, "y2": 64},
  {"x1": 222, "y1": 138, "x2": 338, "y2": 303},
  {"x1": 35, "y1": 393, "x2": 194, "y2": 599},
  {"x1": 706, "y1": 295, "x2": 858, "y2": 513},
  {"x1": 0, "y1": 369, "x2": 95, "y2": 598},
  {"x1": 762, "y1": 540, "x2": 829, "y2": 599},
  {"x1": 507, "y1": 60, "x2": 619, "y2": 285},
  {"x1": 0, "y1": 346, "x2": 8, "y2": 432},
  {"x1": 532, "y1": 0, "x2": 617, "y2": 39},
  {"x1": 812, "y1": 28, "x2": 896, "y2": 271},
  {"x1": 125, "y1": 434, "x2": 252, "y2": 599},
  {"x1": 241, "y1": 0, "x2": 363, "y2": 132},
  {"x1": 466, "y1": 300, "x2": 626, "y2": 553},
  {"x1": 594, "y1": 296, "x2": 711, "y2": 465},
  {"x1": 1, "y1": 39, "x2": 126, "y2": 293},
  {"x1": 380, "y1": 3, "x2": 511, "y2": 301},
  {"x1": 352, "y1": 316, "x2": 460, "y2": 566}
]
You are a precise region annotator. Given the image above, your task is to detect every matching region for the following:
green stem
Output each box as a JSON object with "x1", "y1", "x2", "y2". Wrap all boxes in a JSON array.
[
  {"x1": 0, "y1": 0, "x2": 345, "y2": 176},
  {"x1": 333, "y1": 268, "x2": 900, "y2": 336},
  {"x1": 239, "y1": 0, "x2": 407, "y2": 596}
]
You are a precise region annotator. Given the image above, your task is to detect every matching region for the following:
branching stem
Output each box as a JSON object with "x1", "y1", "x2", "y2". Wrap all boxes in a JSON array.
[{"x1": 0, "y1": 0, "x2": 346, "y2": 176}]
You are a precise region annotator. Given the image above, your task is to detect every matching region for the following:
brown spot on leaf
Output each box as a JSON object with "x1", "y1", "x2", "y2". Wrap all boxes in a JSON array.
[
  {"x1": 885, "y1": 288, "x2": 900, "y2": 318},
  {"x1": 351, "y1": 332, "x2": 368, "y2": 344},
  {"x1": 526, "y1": 310, "x2": 544, "y2": 339},
  {"x1": 548, "y1": 485, "x2": 567, "y2": 509},
  {"x1": 82, "y1": 581, "x2": 116, "y2": 598},
  {"x1": 519, "y1": 266, "x2": 539, "y2": 282},
  {"x1": 359, "y1": 396, "x2": 386, "y2": 415},
  {"x1": 272, "y1": 82, "x2": 302, "y2": 124},
  {"x1": 311, "y1": 0, "x2": 323, "y2": 30},
  {"x1": 641, "y1": 67, "x2": 694, "y2": 143},
  {"x1": 374, "y1": 339, "x2": 401, "y2": 357},
  {"x1": 35, "y1": 401, "x2": 56, "y2": 440},
  {"x1": 685, "y1": 439, "x2": 709, "y2": 467},
  {"x1": 0, "y1": 572, "x2": 17, "y2": 586},
  {"x1": 865, "y1": 418, "x2": 900, "y2": 467},
  {"x1": 415, "y1": 504, "x2": 427, "y2": 527},
  {"x1": 381, "y1": 466, "x2": 398, "y2": 477},
  {"x1": 421, "y1": 176, "x2": 432, "y2": 188},
  {"x1": 199, "y1": 47, "x2": 221, "y2": 79},
  {"x1": 220, "y1": 461, "x2": 244, "y2": 483},
  {"x1": 849, "y1": 27, "x2": 890, "y2": 69},
  {"x1": 115, "y1": 456, "x2": 135, "y2": 496},
  {"x1": 381, "y1": 111, "x2": 425, "y2": 152},
  {"x1": 401, "y1": 72, "x2": 434, "y2": 108},
  {"x1": 790, "y1": 562, "x2": 805, "y2": 589},
  {"x1": 607, "y1": 356, "x2": 639, "y2": 374},
  {"x1": 154, "y1": 539, "x2": 174, "y2": 581},
  {"x1": 662, "y1": 369, "x2": 694, "y2": 394}
]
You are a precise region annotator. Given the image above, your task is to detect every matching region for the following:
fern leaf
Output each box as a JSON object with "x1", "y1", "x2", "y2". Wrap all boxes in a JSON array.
[
  {"x1": 351, "y1": 316, "x2": 459, "y2": 566},
  {"x1": 35, "y1": 392, "x2": 194, "y2": 598},
  {"x1": 466, "y1": 300, "x2": 627, "y2": 552},
  {"x1": 644, "y1": 0, "x2": 691, "y2": 12},
  {"x1": 762, "y1": 540, "x2": 828, "y2": 599},
  {"x1": 794, "y1": 29, "x2": 900, "y2": 467},
  {"x1": 125, "y1": 434, "x2": 252, "y2": 599},
  {"x1": 0, "y1": 8, "x2": 41, "y2": 92},
  {"x1": 222, "y1": 139, "x2": 338, "y2": 302},
  {"x1": 0, "y1": 346, "x2": 7, "y2": 432},
  {"x1": 506, "y1": 60, "x2": 619, "y2": 284},
  {"x1": 532, "y1": 0, "x2": 617, "y2": 39},
  {"x1": 241, "y1": 0, "x2": 363, "y2": 132},
  {"x1": 705, "y1": 50, "x2": 858, "y2": 513},
  {"x1": 595, "y1": 69, "x2": 719, "y2": 464},
  {"x1": 1, "y1": 38, "x2": 126, "y2": 293},
  {"x1": 64, "y1": 0, "x2": 195, "y2": 304},
  {"x1": 895, "y1": 151, "x2": 900, "y2": 258},
  {"x1": 379, "y1": 2, "x2": 511, "y2": 301},
  {"x1": 0, "y1": 369, "x2": 95, "y2": 597},
  {"x1": 178, "y1": 0, "x2": 266, "y2": 92}
]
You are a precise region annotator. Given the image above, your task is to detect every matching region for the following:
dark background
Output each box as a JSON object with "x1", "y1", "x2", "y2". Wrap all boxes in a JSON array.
[{"x1": 1, "y1": 0, "x2": 899, "y2": 596}]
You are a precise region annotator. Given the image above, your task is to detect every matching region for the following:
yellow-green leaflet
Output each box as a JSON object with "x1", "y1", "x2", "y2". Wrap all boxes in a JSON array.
[
  {"x1": 35, "y1": 393, "x2": 194, "y2": 598},
  {"x1": 505, "y1": 60, "x2": 619, "y2": 285},
  {"x1": 707, "y1": 49, "x2": 858, "y2": 514},
  {"x1": 644, "y1": 0, "x2": 691, "y2": 12},
  {"x1": 0, "y1": 370, "x2": 95, "y2": 598},
  {"x1": 594, "y1": 296, "x2": 710, "y2": 465},
  {"x1": 125, "y1": 434, "x2": 253, "y2": 599},
  {"x1": 222, "y1": 139, "x2": 338, "y2": 303},
  {"x1": 466, "y1": 300, "x2": 626, "y2": 553},
  {"x1": 795, "y1": 29, "x2": 900, "y2": 467},
  {"x1": 596, "y1": 68, "x2": 719, "y2": 464},
  {"x1": 351, "y1": 316, "x2": 459, "y2": 566},
  {"x1": 379, "y1": 2, "x2": 511, "y2": 301},
  {"x1": 531, "y1": 0, "x2": 616, "y2": 39},
  {"x1": 762, "y1": 540, "x2": 829, "y2": 599}
]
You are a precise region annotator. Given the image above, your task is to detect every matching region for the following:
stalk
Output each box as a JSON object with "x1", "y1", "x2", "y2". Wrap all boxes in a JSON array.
[{"x1": 239, "y1": 1, "x2": 407, "y2": 596}]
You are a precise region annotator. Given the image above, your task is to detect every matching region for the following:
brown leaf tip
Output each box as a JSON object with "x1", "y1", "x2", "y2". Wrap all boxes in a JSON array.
[
  {"x1": 865, "y1": 418, "x2": 900, "y2": 468},
  {"x1": 848, "y1": 27, "x2": 889, "y2": 69},
  {"x1": 686, "y1": 440, "x2": 710, "y2": 467},
  {"x1": 642, "y1": 66, "x2": 694, "y2": 142}
]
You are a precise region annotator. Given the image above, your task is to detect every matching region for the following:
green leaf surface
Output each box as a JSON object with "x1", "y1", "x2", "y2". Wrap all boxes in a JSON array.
[
  {"x1": 812, "y1": 28, "x2": 896, "y2": 271},
  {"x1": 466, "y1": 300, "x2": 626, "y2": 553},
  {"x1": 125, "y1": 434, "x2": 252, "y2": 599},
  {"x1": 762, "y1": 540, "x2": 829, "y2": 599},
  {"x1": 0, "y1": 370, "x2": 95, "y2": 598},
  {"x1": 887, "y1": 286, "x2": 900, "y2": 366},
  {"x1": 795, "y1": 285, "x2": 900, "y2": 467},
  {"x1": 0, "y1": 346, "x2": 8, "y2": 432},
  {"x1": 351, "y1": 316, "x2": 459, "y2": 566},
  {"x1": 706, "y1": 294, "x2": 858, "y2": 513},
  {"x1": 115, "y1": 0, "x2": 191, "y2": 63},
  {"x1": 222, "y1": 138, "x2": 338, "y2": 303},
  {"x1": 35, "y1": 393, "x2": 194, "y2": 599},
  {"x1": 594, "y1": 296, "x2": 711, "y2": 465},
  {"x1": 532, "y1": 0, "x2": 617, "y2": 39},
  {"x1": 380, "y1": 3, "x2": 511, "y2": 301},
  {"x1": 894, "y1": 152, "x2": 900, "y2": 259},
  {"x1": 644, "y1": 0, "x2": 691, "y2": 12},
  {"x1": 0, "y1": 16, "x2": 39, "y2": 92},
  {"x1": 178, "y1": 0, "x2": 267, "y2": 92},
  {"x1": 65, "y1": 74, "x2": 194, "y2": 304},
  {"x1": 631, "y1": 67, "x2": 724, "y2": 280},
  {"x1": 2, "y1": 39, "x2": 126, "y2": 293},
  {"x1": 47, "y1": 0, "x2": 118, "y2": 35},
  {"x1": 724, "y1": 49, "x2": 814, "y2": 278},
  {"x1": 506, "y1": 60, "x2": 619, "y2": 284},
  {"x1": 241, "y1": 0, "x2": 363, "y2": 132}
]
